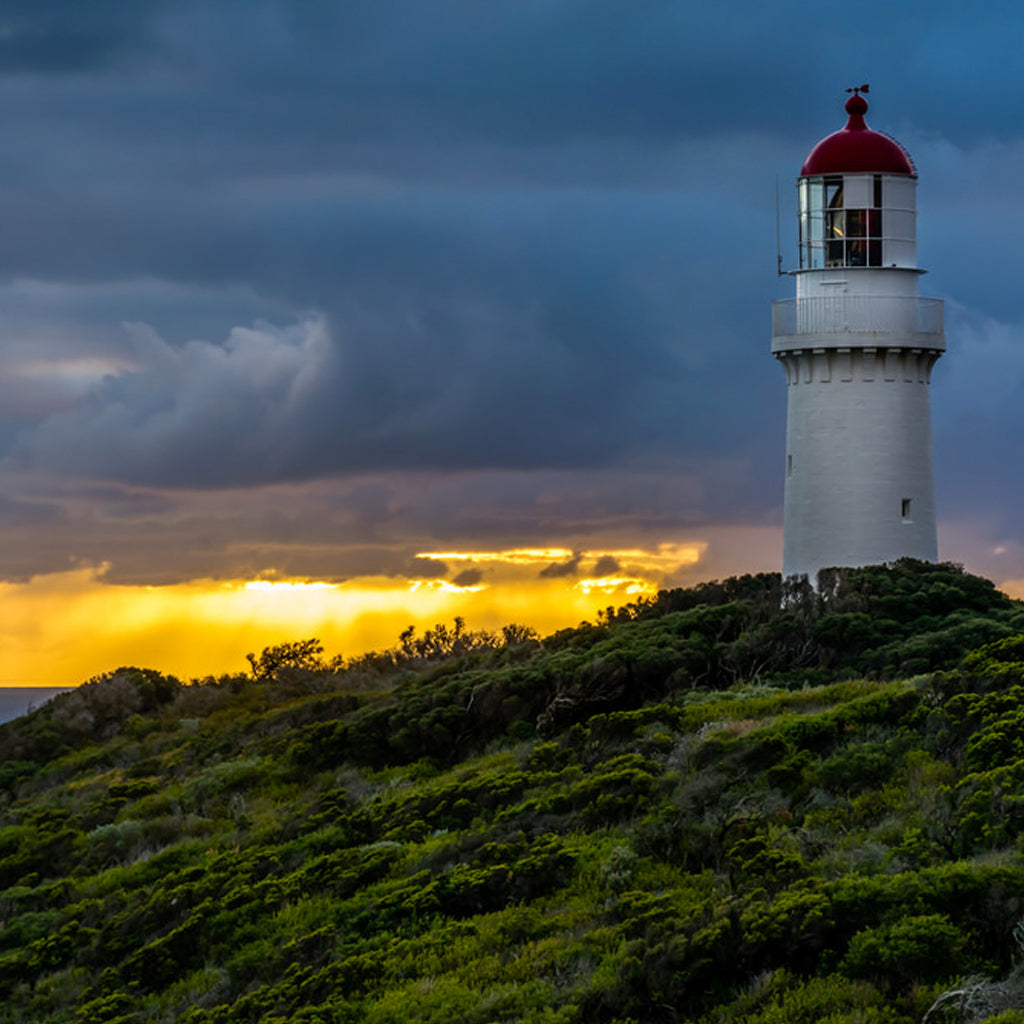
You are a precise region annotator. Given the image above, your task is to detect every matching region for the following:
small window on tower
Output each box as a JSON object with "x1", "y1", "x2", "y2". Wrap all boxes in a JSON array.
[
  {"x1": 787, "y1": 454, "x2": 793, "y2": 477},
  {"x1": 901, "y1": 498, "x2": 912, "y2": 521}
]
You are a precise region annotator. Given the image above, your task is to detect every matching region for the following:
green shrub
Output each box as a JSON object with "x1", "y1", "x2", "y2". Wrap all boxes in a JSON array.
[{"x1": 840, "y1": 914, "x2": 968, "y2": 988}]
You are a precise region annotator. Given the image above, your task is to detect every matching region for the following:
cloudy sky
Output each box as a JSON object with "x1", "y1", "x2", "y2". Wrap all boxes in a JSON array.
[{"x1": 2, "y1": 0, "x2": 1024, "y2": 684}]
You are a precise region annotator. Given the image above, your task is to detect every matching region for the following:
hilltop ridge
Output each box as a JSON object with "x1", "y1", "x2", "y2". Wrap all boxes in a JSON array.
[{"x1": 3, "y1": 560, "x2": 1024, "y2": 1023}]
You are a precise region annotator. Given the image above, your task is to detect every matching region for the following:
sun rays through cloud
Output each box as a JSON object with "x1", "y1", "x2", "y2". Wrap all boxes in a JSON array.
[{"x1": 0, "y1": 539, "x2": 723, "y2": 686}]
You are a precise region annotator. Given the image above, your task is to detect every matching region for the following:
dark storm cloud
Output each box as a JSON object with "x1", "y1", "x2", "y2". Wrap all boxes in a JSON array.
[
  {"x1": 452, "y1": 568, "x2": 484, "y2": 587},
  {"x1": 932, "y1": 304, "x2": 1024, "y2": 529},
  {"x1": 136, "y1": 0, "x2": 1017, "y2": 148},
  {"x1": 11, "y1": 172, "x2": 785, "y2": 496},
  {"x1": 591, "y1": 555, "x2": 621, "y2": 577},
  {"x1": 539, "y1": 554, "x2": 582, "y2": 579},
  {"x1": 0, "y1": 1, "x2": 1022, "y2": 583},
  {"x1": 0, "y1": 1, "x2": 164, "y2": 73},
  {"x1": 0, "y1": 461, "x2": 735, "y2": 586},
  {"x1": 405, "y1": 557, "x2": 447, "y2": 580}
]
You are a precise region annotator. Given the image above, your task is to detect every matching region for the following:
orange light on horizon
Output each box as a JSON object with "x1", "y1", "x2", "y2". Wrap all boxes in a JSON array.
[
  {"x1": 575, "y1": 576, "x2": 657, "y2": 597},
  {"x1": 243, "y1": 580, "x2": 338, "y2": 592},
  {"x1": 408, "y1": 579, "x2": 488, "y2": 594},
  {"x1": 0, "y1": 565, "x2": 647, "y2": 688},
  {"x1": 417, "y1": 548, "x2": 575, "y2": 564},
  {"x1": 0, "y1": 536, "x2": 743, "y2": 689}
]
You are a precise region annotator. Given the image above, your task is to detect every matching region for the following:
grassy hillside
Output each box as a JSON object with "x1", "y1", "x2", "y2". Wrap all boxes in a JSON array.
[{"x1": 3, "y1": 560, "x2": 1024, "y2": 1023}]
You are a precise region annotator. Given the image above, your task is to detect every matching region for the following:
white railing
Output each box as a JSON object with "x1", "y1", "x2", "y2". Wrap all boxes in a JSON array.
[{"x1": 772, "y1": 296, "x2": 943, "y2": 337}]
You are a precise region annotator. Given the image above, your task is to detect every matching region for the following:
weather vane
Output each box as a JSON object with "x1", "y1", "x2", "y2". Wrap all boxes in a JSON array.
[{"x1": 846, "y1": 83, "x2": 870, "y2": 95}]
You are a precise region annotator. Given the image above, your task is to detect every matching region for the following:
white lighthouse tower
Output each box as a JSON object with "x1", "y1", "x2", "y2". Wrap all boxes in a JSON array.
[{"x1": 772, "y1": 87, "x2": 945, "y2": 584}]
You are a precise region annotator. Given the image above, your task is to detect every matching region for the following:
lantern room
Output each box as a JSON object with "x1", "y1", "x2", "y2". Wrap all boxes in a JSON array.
[{"x1": 796, "y1": 90, "x2": 918, "y2": 271}]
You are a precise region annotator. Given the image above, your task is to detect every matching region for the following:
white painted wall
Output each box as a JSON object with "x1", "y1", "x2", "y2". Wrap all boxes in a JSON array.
[
  {"x1": 779, "y1": 348, "x2": 940, "y2": 582},
  {"x1": 796, "y1": 267, "x2": 920, "y2": 301},
  {"x1": 775, "y1": 169, "x2": 944, "y2": 585}
]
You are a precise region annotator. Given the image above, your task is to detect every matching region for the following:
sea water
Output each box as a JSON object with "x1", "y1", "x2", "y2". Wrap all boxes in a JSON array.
[{"x1": 0, "y1": 687, "x2": 73, "y2": 725}]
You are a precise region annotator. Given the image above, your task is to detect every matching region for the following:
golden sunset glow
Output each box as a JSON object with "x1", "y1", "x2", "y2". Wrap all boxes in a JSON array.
[
  {"x1": 576, "y1": 577, "x2": 655, "y2": 597},
  {"x1": 0, "y1": 539, "x2": 721, "y2": 688},
  {"x1": 416, "y1": 543, "x2": 705, "y2": 580},
  {"x1": 243, "y1": 580, "x2": 337, "y2": 594},
  {"x1": 408, "y1": 579, "x2": 489, "y2": 594},
  {"x1": 418, "y1": 548, "x2": 575, "y2": 564},
  {"x1": 6, "y1": 526, "x2": 1016, "y2": 692}
]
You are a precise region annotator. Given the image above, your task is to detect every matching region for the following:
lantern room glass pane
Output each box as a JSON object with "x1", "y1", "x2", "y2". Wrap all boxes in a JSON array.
[{"x1": 800, "y1": 174, "x2": 896, "y2": 269}]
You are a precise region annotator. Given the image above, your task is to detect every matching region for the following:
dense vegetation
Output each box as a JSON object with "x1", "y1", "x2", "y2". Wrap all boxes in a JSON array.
[{"x1": 3, "y1": 560, "x2": 1024, "y2": 1022}]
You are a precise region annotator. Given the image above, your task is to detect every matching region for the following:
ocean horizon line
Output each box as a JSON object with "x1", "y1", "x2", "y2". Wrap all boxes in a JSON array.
[{"x1": 0, "y1": 686, "x2": 75, "y2": 725}]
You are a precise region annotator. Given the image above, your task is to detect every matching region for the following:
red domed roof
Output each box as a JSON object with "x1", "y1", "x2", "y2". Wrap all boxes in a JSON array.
[{"x1": 801, "y1": 93, "x2": 915, "y2": 177}]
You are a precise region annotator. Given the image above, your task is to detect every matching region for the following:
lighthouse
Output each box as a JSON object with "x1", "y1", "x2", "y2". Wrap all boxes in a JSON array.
[{"x1": 772, "y1": 88, "x2": 945, "y2": 585}]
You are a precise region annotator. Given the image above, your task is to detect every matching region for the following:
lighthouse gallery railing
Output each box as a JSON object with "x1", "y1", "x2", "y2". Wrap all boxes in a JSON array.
[{"x1": 771, "y1": 296, "x2": 943, "y2": 338}]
